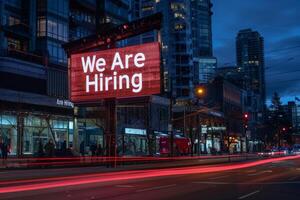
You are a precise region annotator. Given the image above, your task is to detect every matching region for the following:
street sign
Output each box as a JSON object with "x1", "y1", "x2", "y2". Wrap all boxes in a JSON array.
[{"x1": 69, "y1": 42, "x2": 161, "y2": 103}]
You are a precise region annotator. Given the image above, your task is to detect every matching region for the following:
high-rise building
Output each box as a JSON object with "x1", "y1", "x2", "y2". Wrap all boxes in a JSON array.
[
  {"x1": 236, "y1": 29, "x2": 266, "y2": 106},
  {"x1": 191, "y1": 0, "x2": 213, "y2": 57},
  {"x1": 194, "y1": 57, "x2": 217, "y2": 84},
  {"x1": 129, "y1": 0, "x2": 214, "y2": 101}
]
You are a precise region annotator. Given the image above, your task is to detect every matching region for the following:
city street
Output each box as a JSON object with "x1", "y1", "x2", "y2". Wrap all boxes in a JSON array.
[
  {"x1": 0, "y1": 156, "x2": 300, "y2": 200},
  {"x1": 1, "y1": 0, "x2": 300, "y2": 199}
]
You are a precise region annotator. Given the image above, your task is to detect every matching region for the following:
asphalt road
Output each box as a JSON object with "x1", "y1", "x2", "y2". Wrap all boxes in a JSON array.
[{"x1": 1, "y1": 156, "x2": 300, "y2": 200}]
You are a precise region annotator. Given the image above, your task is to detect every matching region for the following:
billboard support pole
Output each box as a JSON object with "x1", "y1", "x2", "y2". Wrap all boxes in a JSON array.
[{"x1": 105, "y1": 98, "x2": 116, "y2": 167}]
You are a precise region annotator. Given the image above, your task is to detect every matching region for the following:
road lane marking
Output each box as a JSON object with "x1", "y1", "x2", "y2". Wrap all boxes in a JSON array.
[
  {"x1": 193, "y1": 181, "x2": 300, "y2": 185},
  {"x1": 288, "y1": 176, "x2": 300, "y2": 181},
  {"x1": 115, "y1": 185, "x2": 135, "y2": 188},
  {"x1": 238, "y1": 190, "x2": 260, "y2": 199},
  {"x1": 136, "y1": 184, "x2": 176, "y2": 192},
  {"x1": 208, "y1": 175, "x2": 229, "y2": 180},
  {"x1": 192, "y1": 181, "x2": 228, "y2": 185},
  {"x1": 248, "y1": 170, "x2": 272, "y2": 176}
]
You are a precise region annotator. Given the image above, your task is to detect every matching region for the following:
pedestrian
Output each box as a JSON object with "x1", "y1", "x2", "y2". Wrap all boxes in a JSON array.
[
  {"x1": 1, "y1": 142, "x2": 8, "y2": 160},
  {"x1": 44, "y1": 139, "x2": 55, "y2": 157},
  {"x1": 80, "y1": 141, "x2": 85, "y2": 156},
  {"x1": 0, "y1": 139, "x2": 3, "y2": 158},
  {"x1": 90, "y1": 142, "x2": 96, "y2": 156},
  {"x1": 62, "y1": 140, "x2": 67, "y2": 155},
  {"x1": 37, "y1": 139, "x2": 44, "y2": 157},
  {"x1": 96, "y1": 143, "x2": 103, "y2": 156}
]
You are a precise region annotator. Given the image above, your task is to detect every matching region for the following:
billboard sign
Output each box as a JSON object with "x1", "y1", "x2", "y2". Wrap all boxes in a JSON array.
[{"x1": 70, "y1": 42, "x2": 160, "y2": 103}]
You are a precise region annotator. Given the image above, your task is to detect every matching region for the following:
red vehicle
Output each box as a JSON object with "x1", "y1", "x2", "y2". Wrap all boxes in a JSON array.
[{"x1": 158, "y1": 135, "x2": 191, "y2": 156}]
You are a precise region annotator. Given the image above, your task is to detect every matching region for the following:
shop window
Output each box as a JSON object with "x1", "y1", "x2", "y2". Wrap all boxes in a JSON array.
[
  {"x1": 23, "y1": 116, "x2": 49, "y2": 155},
  {"x1": 23, "y1": 116, "x2": 73, "y2": 155},
  {"x1": 0, "y1": 115, "x2": 17, "y2": 155},
  {"x1": 7, "y1": 37, "x2": 21, "y2": 50}
]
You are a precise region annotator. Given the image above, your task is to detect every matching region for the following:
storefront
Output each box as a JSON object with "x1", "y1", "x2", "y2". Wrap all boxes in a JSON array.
[
  {"x1": 23, "y1": 115, "x2": 73, "y2": 155},
  {"x1": 0, "y1": 114, "x2": 18, "y2": 155},
  {"x1": 77, "y1": 118, "x2": 104, "y2": 155},
  {"x1": 0, "y1": 112, "x2": 74, "y2": 156},
  {"x1": 118, "y1": 128, "x2": 148, "y2": 156}
]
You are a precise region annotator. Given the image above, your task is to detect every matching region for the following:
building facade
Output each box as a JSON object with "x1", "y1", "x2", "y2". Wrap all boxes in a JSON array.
[
  {"x1": 194, "y1": 57, "x2": 217, "y2": 84},
  {"x1": 0, "y1": 0, "x2": 135, "y2": 157},
  {"x1": 0, "y1": 0, "x2": 74, "y2": 156},
  {"x1": 129, "y1": 0, "x2": 214, "y2": 101},
  {"x1": 0, "y1": 0, "x2": 171, "y2": 157},
  {"x1": 236, "y1": 29, "x2": 266, "y2": 111}
]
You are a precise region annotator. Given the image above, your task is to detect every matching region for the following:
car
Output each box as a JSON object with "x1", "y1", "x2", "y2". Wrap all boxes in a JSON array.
[
  {"x1": 258, "y1": 150, "x2": 274, "y2": 157},
  {"x1": 291, "y1": 144, "x2": 300, "y2": 155}
]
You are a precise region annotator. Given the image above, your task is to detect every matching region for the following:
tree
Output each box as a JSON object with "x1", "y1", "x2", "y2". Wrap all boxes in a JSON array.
[{"x1": 264, "y1": 92, "x2": 292, "y2": 147}]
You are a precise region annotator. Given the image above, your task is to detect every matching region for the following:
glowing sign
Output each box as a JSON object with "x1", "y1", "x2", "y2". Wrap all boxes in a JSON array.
[
  {"x1": 125, "y1": 128, "x2": 147, "y2": 135},
  {"x1": 70, "y1": 42, "x2": 161, "y2": 103}
]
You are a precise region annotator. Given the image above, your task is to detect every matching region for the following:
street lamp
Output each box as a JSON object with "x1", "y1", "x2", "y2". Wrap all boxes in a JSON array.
[{"x1": 195, "y1": 86, "x2": 206, "y2": 98}]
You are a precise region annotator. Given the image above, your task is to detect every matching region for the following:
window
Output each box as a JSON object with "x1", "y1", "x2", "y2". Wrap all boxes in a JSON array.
[
  {"x1": 7, "y1": 37, "x2": 21, "y2": 50},
  {"x1": 47, "y1": 19, "x2": 68, "y2": 42},
  {"x1": 47, "y1": 41, "x2": 67, "y2": 64},
  {"x1": 47, "y1": 0, "x2": 69, "y2": 17},
  {"x1": 0, "y1": 114, "x2": 18, "y2": 155},
  {"x1": 8, "y1": 16, "x2": 20, "y2": 26},
  {"x1": 174, "y1": 23, "x2": 185, "y2": 31},
  {"x1": 174, "y1": 12, "x2": 185, "y2": 19},
  {"x1": 37, "y1": 17, "x2": 46, "y2": 36},
  {"x1": 37, "y1": 17, "x2": 68, "y2": 42}
]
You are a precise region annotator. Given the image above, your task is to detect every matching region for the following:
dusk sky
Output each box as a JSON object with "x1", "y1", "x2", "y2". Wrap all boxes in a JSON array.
[{"x1": 212, "y1": 0, "x2": 300, "y2": 105}]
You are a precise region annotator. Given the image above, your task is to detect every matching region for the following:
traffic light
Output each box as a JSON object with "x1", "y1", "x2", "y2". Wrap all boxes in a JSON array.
[{"x1": 243, "y1": 113, "x2": 249, "y2": 129}]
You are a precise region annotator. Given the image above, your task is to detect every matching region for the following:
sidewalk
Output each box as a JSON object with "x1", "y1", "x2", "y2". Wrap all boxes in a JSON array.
[{"x1": 0, "y1": 154, "x2": 258, "y2": 170}]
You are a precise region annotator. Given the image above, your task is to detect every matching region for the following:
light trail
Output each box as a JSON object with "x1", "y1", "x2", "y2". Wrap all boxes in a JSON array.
[
  {"x1": 0, "y1": 155, "x2": 299, "y2": 194},
  {"x1": 1, "y1": 154, "x2": 254, "y2": 168}
]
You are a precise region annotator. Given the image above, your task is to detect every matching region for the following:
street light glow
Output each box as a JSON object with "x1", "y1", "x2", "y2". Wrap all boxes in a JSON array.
[{"x1": 197, "y1": 88, "x2": 204, "y2": 94}]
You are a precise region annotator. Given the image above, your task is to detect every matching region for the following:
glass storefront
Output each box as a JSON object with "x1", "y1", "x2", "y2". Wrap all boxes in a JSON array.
[
  {"x1": 23, "y1": 115, "x2": 73, "y2": 155},
  {"x1": 78, "y1": 118, "x2": 104, "y2": 155},
  {"x1": 117, "y1": 128, "x2": 148, "y2": 156},
  {"x1": 120, "y1": 134, "x2": 148, "y2": 156},
  {"x1": 23, "y1": 115, "x2": 49, "y2": 155},
  {"x1": 0, "y1": 115, "x2": 18, "y2": 155},
  {"x1": 0, "y1": 113, "x2": 73, "y2": 156}
]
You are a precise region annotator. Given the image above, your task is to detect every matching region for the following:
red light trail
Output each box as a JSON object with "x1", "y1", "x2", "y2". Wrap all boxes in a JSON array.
[{"x1": 0, "y1": 155, "x2": 299, "y2": 194}]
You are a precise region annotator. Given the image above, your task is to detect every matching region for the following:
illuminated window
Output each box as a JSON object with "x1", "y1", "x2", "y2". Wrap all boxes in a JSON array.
[
  {"x1": 174, "y1": 12, "x2": 185, "y2": 19},
  {"x1": 171, "y1": 3, "x2": 185, "y2": 11},
  {"x1": 174, "y1": 24, "x2": 185, "y2": 31},
  {"x1": 142, "y1": 6, "x2": 154, "y2": 12},
  {"x1": 8, "y1": 16, "x2": 20, "y2": 26},
  {"x1": 37, "y1": 17, "x2": 46, "y2": 36},
  {"x1": 7, "y1": 37, "x2": 21, "y2": 50},
  {"x1": 37, "y1": 17, "x2": 68, "y2": 42}
]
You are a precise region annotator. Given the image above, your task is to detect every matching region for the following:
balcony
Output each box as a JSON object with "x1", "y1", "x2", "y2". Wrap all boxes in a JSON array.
[
  {"x1": 0, "y1": 49, "x2": 44, "y2": 66},
  {"x1": 1, "y1": 23, "x2": 31, "y2": 39}
]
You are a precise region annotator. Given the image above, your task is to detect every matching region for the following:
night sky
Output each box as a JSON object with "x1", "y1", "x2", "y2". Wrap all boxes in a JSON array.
[{"x1": 212, "y1": 0, "x2": 300, "y2": 105}]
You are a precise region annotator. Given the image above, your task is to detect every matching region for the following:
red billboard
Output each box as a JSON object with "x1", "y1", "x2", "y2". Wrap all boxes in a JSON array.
[{"x1": 70, "y1": 42, "x2": 161, "y2": 103}]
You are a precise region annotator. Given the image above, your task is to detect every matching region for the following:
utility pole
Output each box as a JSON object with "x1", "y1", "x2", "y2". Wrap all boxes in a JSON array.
[{"x1": 169, "y1": 81, "x2": 174, "y2": 157}]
